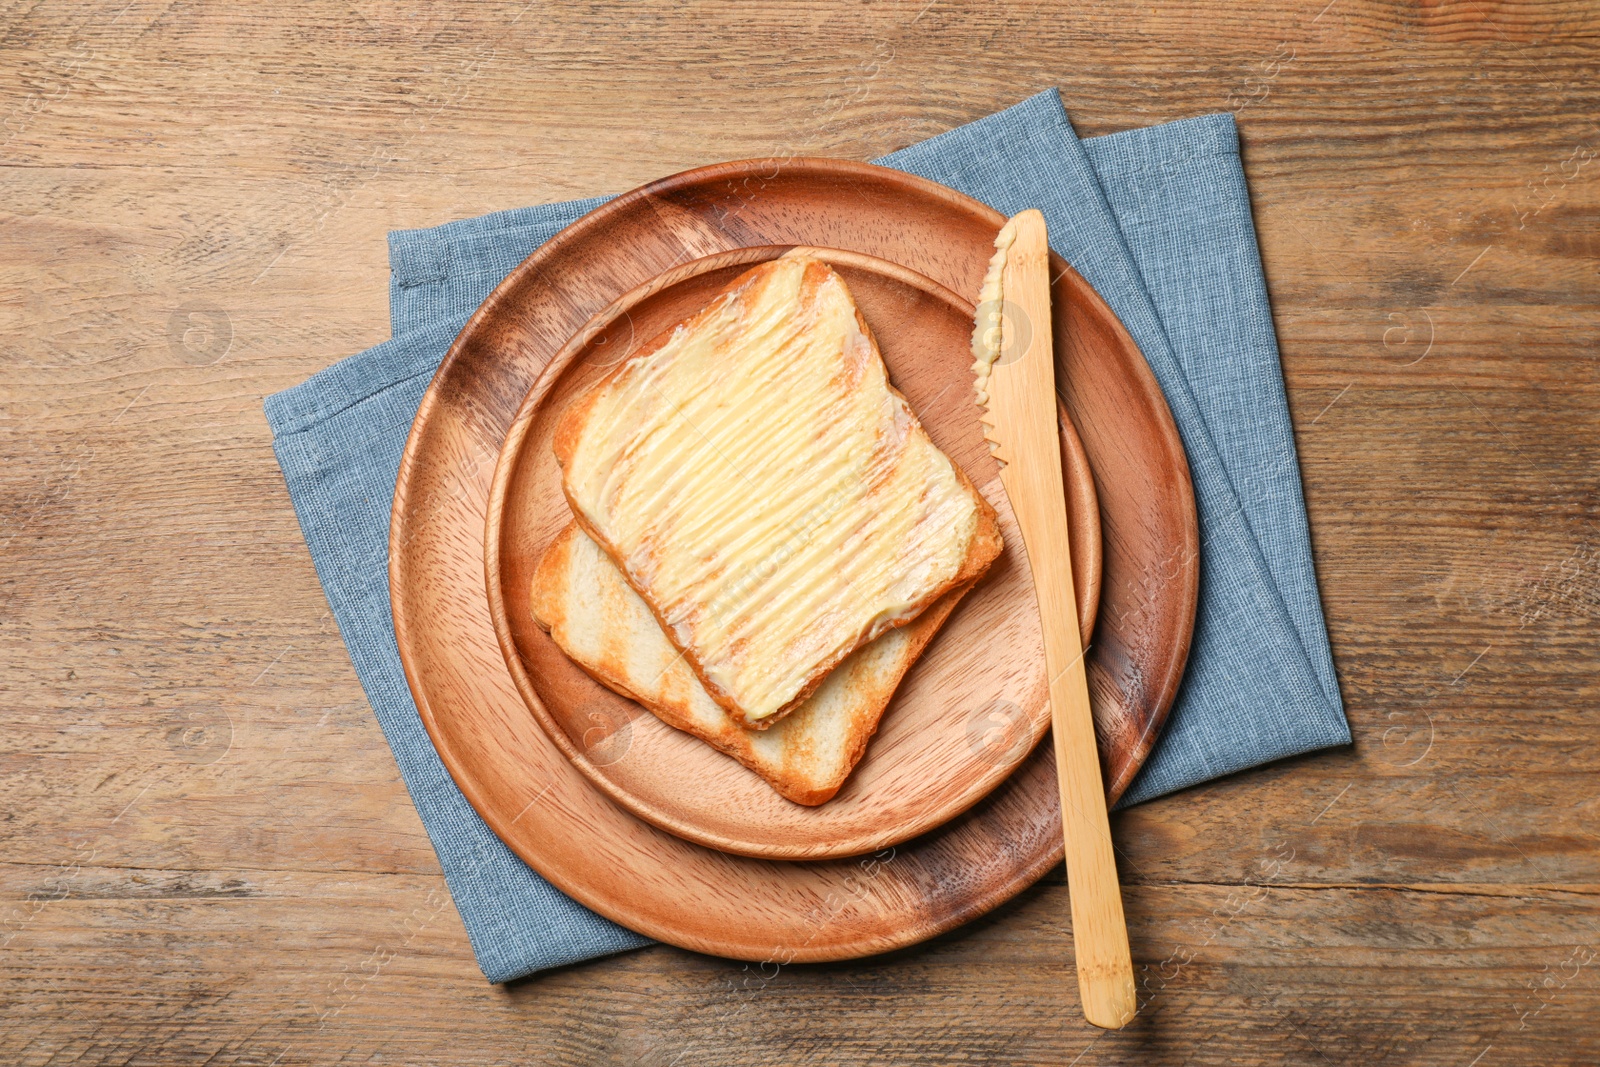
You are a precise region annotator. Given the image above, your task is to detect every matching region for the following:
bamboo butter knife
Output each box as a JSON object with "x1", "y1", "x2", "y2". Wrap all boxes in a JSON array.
[{"x1": 972, "y1": 209, "x2": 1137, "y2": 1029}]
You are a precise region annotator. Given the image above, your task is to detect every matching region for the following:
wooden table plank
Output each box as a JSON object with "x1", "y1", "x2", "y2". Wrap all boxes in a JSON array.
[{"x1": 3, "y1": 1, "x2": 1597, "y2": 1063}]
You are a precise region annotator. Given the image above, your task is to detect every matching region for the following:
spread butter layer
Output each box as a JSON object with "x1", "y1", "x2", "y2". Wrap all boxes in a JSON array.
[{"x1": 558, "y1": 255, "x2": 984, "y2": 723}]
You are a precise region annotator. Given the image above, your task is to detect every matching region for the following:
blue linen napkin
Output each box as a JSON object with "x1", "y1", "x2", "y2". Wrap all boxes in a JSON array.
[{"x1": 265, "y1": 88, "x2": 1348, "y2": 983}]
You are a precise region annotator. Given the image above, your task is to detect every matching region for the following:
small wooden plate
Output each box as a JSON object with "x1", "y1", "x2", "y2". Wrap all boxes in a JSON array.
[
  {"x1": 486, "y1": 246, "x2": 1103, "y2": 860},
  {"x1": 390, "y1": 157, "x2": 1198, "y2": 962}
]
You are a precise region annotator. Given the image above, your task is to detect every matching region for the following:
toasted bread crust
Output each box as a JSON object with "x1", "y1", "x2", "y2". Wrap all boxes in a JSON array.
[
  {"x1": 531, "y1": 520, "x2": 976, "y2": 805},
  {"x1": 627, "y1": 591, "x2": 963, "y2": 805},
  {"x1": 553, "y1": 256, "x2": 1003, "y2": 730}
]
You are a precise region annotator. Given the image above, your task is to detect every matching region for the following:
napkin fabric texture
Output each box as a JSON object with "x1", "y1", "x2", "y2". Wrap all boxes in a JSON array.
[{"x1": 265, "y1": 88, "x2": 1348, "y2": 984}]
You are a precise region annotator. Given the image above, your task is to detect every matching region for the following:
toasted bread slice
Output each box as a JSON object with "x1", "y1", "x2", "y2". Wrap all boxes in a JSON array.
[
  {"x1": 554, "y1": 254, "x2": 1002, "y2": 728},
  {"x1": 531, "y1": 523, "x2": 969, "y2": 805}
]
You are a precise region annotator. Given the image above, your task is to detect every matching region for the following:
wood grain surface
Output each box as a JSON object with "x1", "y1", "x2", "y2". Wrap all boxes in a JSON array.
[{"x1": 3, "y1": 2, "x2": 1598, "y2": 1065}]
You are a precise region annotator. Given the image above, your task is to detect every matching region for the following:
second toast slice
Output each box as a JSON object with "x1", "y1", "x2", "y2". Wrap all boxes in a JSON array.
[{"x1": 531, "y1": 523, "x2": 970, "y2": 805}]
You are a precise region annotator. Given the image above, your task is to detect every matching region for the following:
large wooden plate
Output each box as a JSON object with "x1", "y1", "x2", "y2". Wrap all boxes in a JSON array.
[
  {"x1": 390, "y1": 158, "x2": 1198, "y2": 962},
  {"x1": 485, "y1": 245, "x2": 1103, "y2": 860}
]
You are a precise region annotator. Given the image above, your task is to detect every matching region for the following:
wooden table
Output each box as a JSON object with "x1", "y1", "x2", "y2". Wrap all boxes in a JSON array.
[{"x1": 4, "y1": 2, "x2": 1597, "y2": 1063}]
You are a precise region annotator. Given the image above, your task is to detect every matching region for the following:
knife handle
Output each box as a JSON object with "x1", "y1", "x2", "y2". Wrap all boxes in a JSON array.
[
  {"x1": 1002, "y1": 211, "x2": 1138, "y2": 1030},
  {"x1": 1041, "y1": 553, "x2": 1138, "y2": 1030}
]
